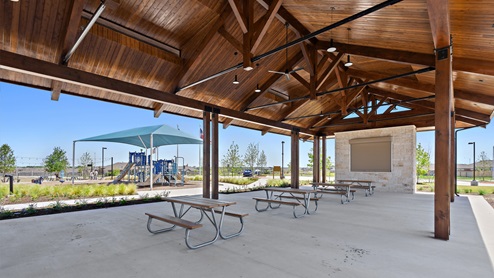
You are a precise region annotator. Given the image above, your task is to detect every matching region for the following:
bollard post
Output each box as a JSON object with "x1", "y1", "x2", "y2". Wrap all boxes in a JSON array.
[{"x1": 5, "y1": 175, "x2": 14, "y2": 194}]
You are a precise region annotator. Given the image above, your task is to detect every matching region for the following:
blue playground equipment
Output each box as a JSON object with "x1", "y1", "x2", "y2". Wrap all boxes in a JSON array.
[{"x1": 113, "y1": 151, "x2": 185, "y2": 186}]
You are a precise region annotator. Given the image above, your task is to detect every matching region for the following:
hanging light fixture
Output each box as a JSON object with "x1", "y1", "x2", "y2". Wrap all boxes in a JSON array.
[
  {"x1": 327, "y1": 7, "x2": 337, "y2": 52},
  {"x1": 344, "y1": 28, "x2": 353, "y2": 67},
  {"x1": 255, "y1": 63, "x2": 261, "y2": 92},
  {"x1": 233, "y1": 75, "x2": 240, "y2": 85}
]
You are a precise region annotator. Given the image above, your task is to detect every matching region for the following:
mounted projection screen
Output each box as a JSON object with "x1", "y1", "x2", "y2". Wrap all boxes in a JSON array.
[{"x1": 350, "y1": 136, "x2": 391, "y2": 172}]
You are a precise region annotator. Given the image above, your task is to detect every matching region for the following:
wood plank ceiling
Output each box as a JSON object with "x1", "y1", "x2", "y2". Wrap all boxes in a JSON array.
[{"x1": 1, "y1": 0, "x2": 494, "y2": 139}]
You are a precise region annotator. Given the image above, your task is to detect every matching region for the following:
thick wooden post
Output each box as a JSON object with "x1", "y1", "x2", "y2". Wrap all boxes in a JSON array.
[
  {"x1": 313, "y1": 136, "x2": 320, "y2": 183},
  {"x1": 291, "y1": 129, "x2": 300, "y2": 188},
  {"x1": 322, "y1": 136, "x2": 327, "y2": 183},
  {"x1": 427, "y1": 0, "x2": 452, "y2": 240},
  {"x1": 450, "y1": 114, "x2": 456, "y2": 202},
  {"x1": 202, "y1": 110, "x2": 211, "y2": 198},
  {"x1": 212, "y1": 111, "x2": 219, "y2": 199}
]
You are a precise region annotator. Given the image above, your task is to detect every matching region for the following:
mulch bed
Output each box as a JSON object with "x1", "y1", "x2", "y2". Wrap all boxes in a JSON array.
[{"x1": 0, "y1": 197, "x2": 165, "y2": 220}]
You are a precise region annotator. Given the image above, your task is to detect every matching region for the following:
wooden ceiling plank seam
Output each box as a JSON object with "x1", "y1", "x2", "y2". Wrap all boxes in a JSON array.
[
  {"x1": 0, "y1": 50, "x2": 314, "y2": 136},
  {"x1": 251, "y1": 0, "x2": 283, "y2": 54},
  {"x1": 228, "y1": 0, "x2": 248, "y2": 33}
]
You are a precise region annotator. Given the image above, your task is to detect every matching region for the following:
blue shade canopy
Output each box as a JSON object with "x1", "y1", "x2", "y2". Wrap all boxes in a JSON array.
[{"x1": 76, "y1": 124, "x2": 203, "y2": 148}]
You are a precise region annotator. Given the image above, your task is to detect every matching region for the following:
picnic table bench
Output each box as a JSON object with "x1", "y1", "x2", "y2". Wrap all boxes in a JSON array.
[
  {"x1": 145, "y1": 196, "x2": 247, "y2": 249},
  {"x1": 254, "y1": 187, "x2": 317, "y2": 218},
  {"x1": 337, "y1": 180, "x2": 375, "y2": 196},
  {"x1": 312, "y1": 182, "x2": 356, "y2": 204}
]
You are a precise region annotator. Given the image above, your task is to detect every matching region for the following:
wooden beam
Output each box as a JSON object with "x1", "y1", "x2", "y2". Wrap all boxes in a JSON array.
[
  {"x1": 80, "y1": 10, "x2": 180, "y2": 59},
  {"x1": 0, "y1": 50, "x2": 315, "y2": 136},
  {"x1": 321, "y1": 136, "x2": 326, "y2": 182},
  {"x1": 222, "y1": 118, "x2": 233, "y2": 129},
  {"x1": 218, "y1": 26, "x2": 243, "y2": 53},
  {"x1": 316, "y1": 40, "x2": 494, "y2": 77},
  {"x1": 239, "y1": 51, "x2": 304, "y2": 111},
  {"x1": 154, "y1": 103, "x2": 165, "y2": 118},
  {"x1": 428, "y1": 0, "x2": 452, "y2": 240},
  {"x1": 51, "y1": 80, "x2": 63, "y2": 101},
  {"x1": 309, "y1": 46, "x2": 317, "y2": 99},
  {"x1": 228, "y1": 0, "x2": 248, "y2": 33},
  {"x1": 291, "y1": 72, "x2": 310, "y2": 89},
  {"x1": 291, "y1": 128, "x2": 300, "y2": 188},
  {"x1": 175, "y1": 7, "x2": 230, "y2": 90},
  {"x1": 251, "y1": 0, "x2": 283, "y2": 54},
  {"x1": 317, "y1": 52, "x2": 343, "y2": 91},
  {"x1": 212, "y1": 112, "x2": 219, "y2": 199}
]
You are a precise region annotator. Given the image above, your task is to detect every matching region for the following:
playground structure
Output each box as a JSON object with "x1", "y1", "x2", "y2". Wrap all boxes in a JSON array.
[{"x1": 113, "y1": 151, "x2": 185, "y2": 187}]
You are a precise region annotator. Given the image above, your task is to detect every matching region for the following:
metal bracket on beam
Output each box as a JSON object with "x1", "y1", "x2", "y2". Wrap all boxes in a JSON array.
[
  {"x1": 213, "y1": 108, "x2": 220, "y2": 114},
  {"x1": 204, "y1": 106, "x2": 213, "y2": 112}
]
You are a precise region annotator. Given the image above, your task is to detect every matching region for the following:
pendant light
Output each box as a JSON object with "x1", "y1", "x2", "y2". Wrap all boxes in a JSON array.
[
  {"x1": 344, "y1": 28, "x2": 353, "y2": 67},
  {"x1": 327, "y1": 7, "x2": 337, "y2": 52},
  {"x1": 255, "y1": 63, "x2": 261, "y2": 92},
  {"x1": 233, "y1": 52, "x2": 240, "y2": 84}
]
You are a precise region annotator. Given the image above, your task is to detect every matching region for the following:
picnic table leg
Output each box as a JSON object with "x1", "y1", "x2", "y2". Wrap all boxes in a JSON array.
[
  {"x1": 184, "y1": 208, "x2": 221, "y2": 249},
  {"x1": 266, "y1": 190, "x2": 281, "y2": 209}
]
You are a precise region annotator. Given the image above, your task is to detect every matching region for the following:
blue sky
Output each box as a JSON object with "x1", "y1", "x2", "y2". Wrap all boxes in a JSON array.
[{"x1": 1, "y1": 82, "x2": 493, "y2": 167}]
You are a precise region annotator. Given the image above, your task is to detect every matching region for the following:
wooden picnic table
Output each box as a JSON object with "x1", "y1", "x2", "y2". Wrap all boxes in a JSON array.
[
  {"x1": 337, "y1": 180, "x2": 375, "y2": 196},
  {"x1": 145, "y1": 196, "x2": 247, "y2": 249},
  {"x1": 253, "y1": 187, "x2": 318, "y2": 218},
  {"x1": 312, "y1": 182, "x2": 355, "y2": 204}
]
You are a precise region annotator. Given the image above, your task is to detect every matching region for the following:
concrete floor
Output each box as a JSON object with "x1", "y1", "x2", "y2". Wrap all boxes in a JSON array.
[{"x1": 1, "y1": 189, "x2": 493, "y2": 278}]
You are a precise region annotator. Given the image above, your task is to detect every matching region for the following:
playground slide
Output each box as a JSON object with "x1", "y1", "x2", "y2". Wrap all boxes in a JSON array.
[{"x1": 113, "y1": 162, "x2": 135, "y2": 183}]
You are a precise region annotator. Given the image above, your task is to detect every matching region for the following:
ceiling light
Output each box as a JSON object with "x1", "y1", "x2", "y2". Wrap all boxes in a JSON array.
[
  {"x1": 344, "y1": 55, "x2": 353, "y2": 67},
  {"x1": 255, "y1": 84, "x2": 261, "y2": 93},
  {"x1": 327, "y1": 7, "x2": 337, "y2": 52},
  {"x1": 233, "y1": 75, "x2": 239, "y2": 85},
  {"x1": 244, "y1": 66, "x2": 254, "y2": 71},
  {"x1": 327, "y1": 39, "x2": 337, "y2": 52}
]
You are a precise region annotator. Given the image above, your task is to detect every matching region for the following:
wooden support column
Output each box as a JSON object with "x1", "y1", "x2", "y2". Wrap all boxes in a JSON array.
[
  {"x1": 322, "y1": 136, "x2": 327, "y2": 183},
  {"x1": 212, "y1": 111, "x2": 219, "y2": 199},
  {"x1": 450, "y1": 113, "x2": 456, "y2": 202},
  {"x1": 291, "y1": 128, "x2": 300, "y2": 188},
  {"x1": 313, "y1": 136, "x2": 320, "y2": 183},
  {"x1": 202, "y1": 110, "x2": 211, "y2": 198},
  {"x1": 428, "y1": 0, "x2": 452, "y2": 240}
]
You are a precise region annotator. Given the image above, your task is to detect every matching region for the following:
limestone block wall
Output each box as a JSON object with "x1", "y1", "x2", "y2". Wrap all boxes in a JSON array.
[{"x1": 335, "y1": 125, "x2": 417, "y2": 193}]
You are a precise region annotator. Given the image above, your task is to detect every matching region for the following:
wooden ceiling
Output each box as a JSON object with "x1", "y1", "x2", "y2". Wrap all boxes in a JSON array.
[{"x1": 1, "y1": 0, "x2": 494, "y2": 139}]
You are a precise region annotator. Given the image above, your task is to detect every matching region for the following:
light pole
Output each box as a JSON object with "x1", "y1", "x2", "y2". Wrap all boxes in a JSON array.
[
  {"x1": 281, "y1": 141, "x2": 285, "y2": 179},
  {"x1": 102, "y1": 147, "x2": 107, "y2": 179},
  {"x1": 468, "y1": 142, "x2": 477, "y2": 186}
]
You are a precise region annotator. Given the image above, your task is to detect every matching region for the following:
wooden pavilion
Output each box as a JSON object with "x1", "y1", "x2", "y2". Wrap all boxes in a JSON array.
[{"x1": 1, "y1": 0, "x2": 494, "y2": 240}]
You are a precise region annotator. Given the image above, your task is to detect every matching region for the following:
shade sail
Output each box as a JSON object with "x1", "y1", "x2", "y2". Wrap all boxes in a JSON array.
[{"x1": 76, "y1": 124, "x2": 203, "y2": 148}]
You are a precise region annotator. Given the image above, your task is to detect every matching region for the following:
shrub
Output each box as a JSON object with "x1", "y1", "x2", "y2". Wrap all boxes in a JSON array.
[{"x1": 478, "y1": 189, "x2": 485, "y2": 196}]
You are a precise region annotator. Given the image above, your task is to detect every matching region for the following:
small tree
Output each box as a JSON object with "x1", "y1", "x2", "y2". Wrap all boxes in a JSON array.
[
  {"x1": 477, "y1": 151, "x2": 490, "y2": 181},
  {"x1": 0, "y1": 144, "x2": 16, "y2": 182},
  {"x1": 79, "y1": 152, "x2": 93, "y2": 179},
  {"x1": 244, "y1": 143, "x2": 259, "y2": 171},
  {"x1": 307, "y1": 147, "x2": 333, "y2": 174},
  {"x1": 221, "y1": 142, "x2": 243, "y2": 176},
  {"x1": 44, "y1": 147, "x2": 69, "y2": 176},
  {"x1": 257, "y1": 150, "x2": 267, "y2": 174},
  {"x1": 416, "y1": 143, "x2": 431, "y2": 181}
]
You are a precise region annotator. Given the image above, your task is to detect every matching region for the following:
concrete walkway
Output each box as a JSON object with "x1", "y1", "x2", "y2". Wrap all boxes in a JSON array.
[{"x1": 1, "y1": 189, "x2": 493, "y2": 277}]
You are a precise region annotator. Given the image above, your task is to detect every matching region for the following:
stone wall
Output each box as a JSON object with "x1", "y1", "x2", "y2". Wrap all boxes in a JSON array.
[{"x1": 335, "y1": 125, "x2": 416, "y2": 193}]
